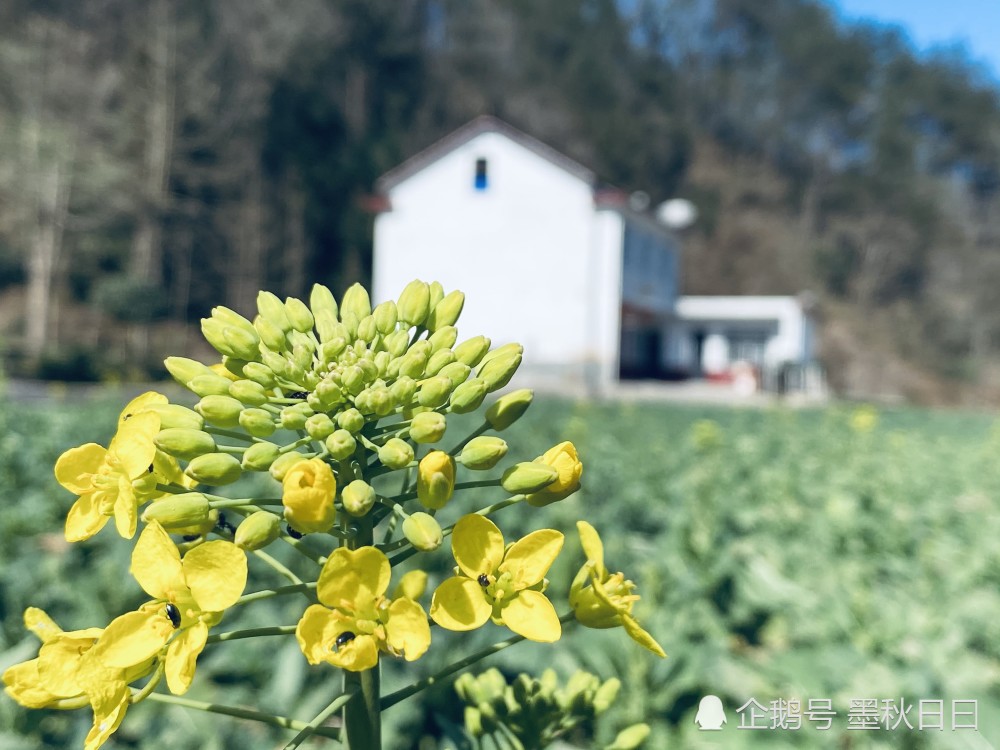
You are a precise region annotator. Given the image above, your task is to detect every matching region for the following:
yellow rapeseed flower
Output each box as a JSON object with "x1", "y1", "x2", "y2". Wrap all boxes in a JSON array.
[
  {"x1": 295, "y1": 547, "x2": 430, "y2": 672},
  {"x1": 282, "y1": 457, "x2": 337, "y2": 534},
  {"x1": 430, "y1": 515, "x2": 563, "y2": 642},
  {"x1": 525, "y1": 441, "x2": 583, "y2": 507},
  {"x1": 569, "y1": 521, "x2": 665, "y2": 657},
  {"x1": 92, "y1": 521, "x2": 247, "y2": 694}
]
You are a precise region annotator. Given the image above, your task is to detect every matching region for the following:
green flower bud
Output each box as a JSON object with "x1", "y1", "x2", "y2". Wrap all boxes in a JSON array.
[
  {"x1": 459, "y1": 436, "x2": 508, "y2": 470},
  {"x1": 280, "y1": 405, "x2": 311, "y2": 431},
  {"x1": 485, "y1": 389, "x2": 534, "y2": 430},
  {"x1": 341, "y1": 479, "x2": 377, "y2": 516},
  {"x1": 372, "y1": 301, "x2": 398, "y2": 334},
  {"x1": 428, "y1": 325, "x2": 458, "y2": 352},
  {"x1": 242, "y1": 361, "x2": 276, "y2": 387},
  {"x1": 254, "y1": 315, "x2": 287, "y2": 351},
  {"x1": 402, "y1": 512, "x2": 443, "y2": 551},
  {"x1": 285, "y1": 296, "x2": 314, "y2": 332},
  {"x1": 211, "y1": 306, "x2": 256, "y2": 336},
  {"x1": 337, "y1": 408, "x2": 365, "y2": 433},
  {"x1": 200, "y1": 317, "x2": 236, "y2": 357},
  {"x1": 314, "y1": 310, "x2": 340, "y2": 345},
  {"x1": 478, "y1": 345, "x2": 523, "y2": 391},
  {"x1": 389, "y1": 376, "x2": 417, "y2": 405},
  {"x1": 305, "y1": 413, "x2": 336, "y2": 440},
  {"x1": 398, "y1": 350, "x2": 429, "y2": 379},
  {"x1": 438, "y1": 361, "x2": 472, "y2": 387},
  {"x1": 357, "y1": 358, "x2": 378, "y2": 384},
  {"x1": 257, "y1": 290, "x2": 291, "y2": 331},
  {"x1": 309, "y1": 283, "x2": 338, "y2": 321},
  {"x1": 409, "y1": 411, "x2": 447, "y2": 444},
  {"x1": 195, "y1": 395, "x2": 244, "y2": 427},
  {"x1": 374, "y1": 350, "x2": 391, "y2": 377},
  {"x1": 418, "y1": 375, "x2": 454, "y2": 408},
  {"x1": 357, "y1": 315, "x2": 378, "y2": 343},
  {"x1": 164, "y1": 356, "x2": 215, "y2": 387},
  {"x1": 141, "y1": 493, "x2": 212, "y2": 530},
  {"x1": 606, "y1": 724, "x2": 651, "y2": 750},
  {"x1": 500, "y1": 462, "x2": 558, "y2": 494},
  {"x1": 340, "y1": 282, "x2": 371, "y2": 321},
  {"x1": 426, "y1": 290, "x2": 465, "y2": 331},
  {"x1": 269, "y1": 451, "x2": 307, "y2": 481},
  {"x1": 378, "y1": 438, "x2": 414, "y2": 470},
  {"x1": 291, "y1": 343, "x2": 312, "y2": 374},
  {"x1": 185, "y1": 452, "x2": 243, "y2": 485},
  {"x1": 145, "y1": 404, "x2": 204, "y2": 431},
  {"x1": 315, "y1": 380, "x2": 345, "y2": 410},
  {"x1": 449, "y1": 377, "x2": 487, "y2": 413},
  {"x1": 187, "y1": 374, "x2": 234, "y2": 398},
  {"x1": 261, "y1": 350, "x2": 291, "y2": 378},
  {"x1": 218, "y1": 326, "x2": 259, "y2": 361},
  {"x1": 222, "y1": 357, "x2": 248, "y2": 379},
  {"x1": 428, "y1": 281, "x2": 445, "y2": 311},
  {"x1": 464, "y1": 707, "x2": 484, "y2": 737},
  {"x1": 325, "y1": 429, "x2": 357, "y2": 460},
  {"x1": 384, "y1": 329, "x2": 410, "y2": 358},
  {"x1": 242, "y1": 441, "x2": 281, "y2": 471},
  {"x1": 234, "y1": 511, "x2": 281, "y2": 551},
  {"x1": 417, "y1": 451, "x2": 455, "y2": 510},
  {"x1": 154, "y1": 428, "x2": 217, "y2": 460},
  {"x1": 454, "y1": 336, "x2": 491, "y2": 367},
  {"x1": 425, "y1": 348, "x2": 456, "y2": 376},
  {"x1": 239, "y1": 408, "x2": 275, "y2": 437},
  {"x1": 341, "y1": 365, "x2": 365, "y2": 395},
  {"x1": 229, "y1": 379, "x2": 268, "y2": 406},
  {"x1": 365, "y1": 386, "x2": 394, "y2": 417},
  {"x1": 592, "y1": 678, "x2": 621, "y2": 714},
  {"x1": 397, "y1": 280, "x2": 430, "y2": 326}
]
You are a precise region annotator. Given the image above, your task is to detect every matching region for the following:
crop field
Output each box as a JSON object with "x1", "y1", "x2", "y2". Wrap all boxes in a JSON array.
[{"x1": 3, "y1": 392, "x2": 1000, "y2": 749}]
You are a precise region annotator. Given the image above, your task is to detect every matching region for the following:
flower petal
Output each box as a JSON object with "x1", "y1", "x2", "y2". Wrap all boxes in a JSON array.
[
  {"x1": 295, "y1": 605, "x2": 346, "y2": 665},
  {"x1": 131, "y1": 522, "x2": 184, "y2": 600},
  {"x1": 182, "y1": 541, "x2": 247, "y2": 612},
  {"x1": 2, "y1": 659, "x2": 59, "y2": 708},
  {"x1": 316, "y1": 547, "x2": 390, "y2": 608},
  {"x1": 385, "y1": 598, "x2": 431, "y2": 661},
  {"x1": 65, "y1": 494, "x2": 110, "y2": 542},
  {"x1": 118, "y1": 392, "x2": 167, "y2": 429},
  {"x1": 328, "y1": 634, "x2": 380, "y2": 672},
  {"x1": 93, "y1": 610, "x2": 173, "y2": 668},
  {"x1": 165, "y1": 621, "x2": 209, "y2": 695},
  {"x1": 82, "y1": 671, "x2": 131, "y2": 750},
  {"x1": 111, "y1": 412, "x2": 159, "y2": 479},
  {"x1": 24, "y1": 607, "x2": 63, "y2": 644},
  {"x1": 621, "y1": 613, "x2": 666, "y2": 657},
  {"x1": 499, "y1": 590, "x2": 561, "y2": 642},
  {"x1": 114, "y1": 476, "x2": 138, "y2": 538},
  {"x1": 37, "y1": 630, "x2": 103, "y2": 697},
  {"x1": 576, "y1": 521, "x2": 606, "y2": 578},
  {"x1": 452, "y1": 515, "x2": 504, "y2": 578},
  {"x1": 55, "y1": 444, "x2": 106, "y2": 494},
  {"x1": 499, "y1": 529, "x2": 564, "y2": 589},
  {"x1": 430, "y1": 577, "x2": 491, "y2": 631}
]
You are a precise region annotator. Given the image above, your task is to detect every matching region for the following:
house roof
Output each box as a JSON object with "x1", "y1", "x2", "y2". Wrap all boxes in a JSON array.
[{"x1": 375, "y1": 115, "x2": 597, "y2": 193}]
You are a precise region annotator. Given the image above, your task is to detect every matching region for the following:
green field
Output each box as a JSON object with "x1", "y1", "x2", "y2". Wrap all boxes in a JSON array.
[{"x1": 2, "y1": 393, "x2": 1000, "y2": 749}]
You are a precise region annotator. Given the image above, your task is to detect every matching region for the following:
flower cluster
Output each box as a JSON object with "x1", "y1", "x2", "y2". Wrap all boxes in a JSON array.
[{"x1": 3, "y1": 280, "x2": 663, "y2": 750}]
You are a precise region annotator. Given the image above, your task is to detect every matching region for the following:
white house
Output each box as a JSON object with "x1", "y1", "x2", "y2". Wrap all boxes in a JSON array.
[{"x1": 371, "y1": 116, "x2": 816, "y2": 394}]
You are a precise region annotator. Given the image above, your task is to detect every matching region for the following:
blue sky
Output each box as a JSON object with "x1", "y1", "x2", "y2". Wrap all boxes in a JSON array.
[{"x1": 826, "y1": 0, "x2": 1000, "y2": 80}]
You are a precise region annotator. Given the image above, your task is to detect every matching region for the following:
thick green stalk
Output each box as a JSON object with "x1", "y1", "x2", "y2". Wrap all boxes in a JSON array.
[{"x1": 343, "y1": 514, "x2": 381, "y2": 749}]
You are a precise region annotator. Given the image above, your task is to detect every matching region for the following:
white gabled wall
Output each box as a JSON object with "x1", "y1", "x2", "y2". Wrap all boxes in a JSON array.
[{"x1": 374, "y1": 131, "x2": 619, "y2": 388}]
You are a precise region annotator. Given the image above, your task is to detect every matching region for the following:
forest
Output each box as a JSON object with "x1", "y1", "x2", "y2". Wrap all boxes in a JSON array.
[{"x1": 1, "y1": 0, "x2": 999, "y2": 402}]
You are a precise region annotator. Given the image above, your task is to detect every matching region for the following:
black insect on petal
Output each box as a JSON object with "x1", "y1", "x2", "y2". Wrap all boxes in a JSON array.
[
  {"x1": 477, "y1": 574, "x2": 490, "y2": 587},
  {"x1": 286, "y1": 524, "x2": 304, "y2": 540},
  {"x1": 182, "y1": 534, "x2": 201, "y2": 542},
  {"x1": 165, "y1": 603, "x2": 182, "y2": 629},
  {"x1": 148, "y1": 464, "x2": 155, "y2": 473},
  {"x1": 334, "y1": 631, "x2": 356, "y2": 651},
  {"x1": 287, "y1": 391, "x2": 309, "y2": 400}
]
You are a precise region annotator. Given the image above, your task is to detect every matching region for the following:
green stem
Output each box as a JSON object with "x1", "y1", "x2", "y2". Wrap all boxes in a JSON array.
[
  {"x1": 343, "y1": 514, "x2": 381, "y2": 749},
  {"x1": 253, "y1": 550, "x2": 304, "y2": 586},
  {"x1": 446, "y1": 422, "x2": 489, "y2": 455},
  {"x1": 142, "y1": 691, "x2": 343, "y2": 740},
  {"x1": 234, "y1": 582, "x2": 316, "y2": 606},
  {"x1": 129, "y1": 660, "x2": 164, "y2": 704},
  {"x1": 281, "y1": 689, "x2": 356, "y2": 748},
  {"x1": 204, "y1": 427, "x2": 254, "y2": 442},
  {"x1": 391, "y1": 479, "x2": 501, "y2": 504},
  {"x1": 217, "y1": 444, "x2": 247, "y2": 455},
  {"x1": 209, "y1": 497, "x2": 279, "y2": 509},
  {"x1": 207, "y1": 625, "x2": 298, "y2": 644}
]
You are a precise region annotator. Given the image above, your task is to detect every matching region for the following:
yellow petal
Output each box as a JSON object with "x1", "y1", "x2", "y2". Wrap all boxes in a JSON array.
[
  {"x1": 429, "y1": 577, "x2": 491, "y2": 631},
  {"x1": 131, "y1": 522, "x2": 185, "y2": 600},
  {"x1": 499, "y1": 590, "x2": 561, "y2": 642},
  {"x1": 295, "y1": 605, "x2": 344, "y2": 665},
  {"x1": 576, "y1": 521, "x2": 606, "y2": 578},
  {"x1": 385, "y1": 598, "x2": 431, "y2": 661},
  {"x1": 114, "y1": 476, "x2": 138, "y2": 538},
  {"x1": 37, "y1": 630, "x2": 102, "y2": 697},
  {"x1": 182, "y1": 541, "x2": 247, "y2": 612},
  {"x1": 452, "y1": 515, "x2": 504, "y2": 578},
  {"x1": 55, "y1": 444, "x2": 107, "y2": 494},
  {"x1": 621, "y1": 613, "x2": 666, "y2": 657},
  {"x1": 2, "y1": 659, "x2": 60, "y2": 708},
  {"x1": 118, "y1": 392, "x2": 168, "y2": 429},
  {"x1": 316, "y1": 547, "x2": 390, "y2": 608},
  {"x1": 65, "y1": 494, "x2": 110, "y2": 542},
  {"x1": 165, "y1": 621, "x2": 209, "y2": 695},
  {"x1": 111, "y1": 412, "x2": 159, "y2": 479},
  {"x1": 92, "y1": 610, "x2": 172, "y2": 668},
  {"x1": 83, "y1": 673, "x2": 131, "y2": 750},
  {"x1": 499, "y1": 529, "x2": 564, "y2": 589},
  {"x1": 328, "y1": 634, "x2": 379, "y2": 672},
  {"x1": 24, "y1": 607, "x2": 63, "y2": 643}
]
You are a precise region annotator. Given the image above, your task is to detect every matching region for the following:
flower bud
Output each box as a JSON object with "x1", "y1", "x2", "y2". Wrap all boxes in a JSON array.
[
  {"x1": 304, "y1": 413, "x2": 336, "y2": 440},
  {"x1": 485, "y1": 389, "x2": 534, "y2": 430},
  {"x1": 418, "y1": 376, "x2": 454, "y2": 408},
  {"x1": 341, "y1": 479, "x2": 377, "y2": 517},
  {"x1": 453, "y1": 336, "x2": 491, "y2": 367},
  {"x1": 392, "y1": 570, "x2": 428, "y2": 601},
  {"x1": 222, "y1": 357, "x2": 248, "y2": 379},
  {"x1": 372, "y1": 301, "x2": 398, "y2": 334},
  {"x1": 201, "y1": 317, "x2": 236, "y2": 357},
  {"x1": 187, "y1": 374, "x2": 234, "y2": 398},
  {"x1": 195, "y1": 395, "x2": 243, "y2": 427},
  {"x1": 340, "y1": 283, "x2": 372, "y2": 321},
  {"x1": 261, "y1": 350, "x2": 291, "y2": 378},
  {"x1": 500, "y1": 462, "x2": 558, "y2": 494},
  {"x1": 428, "y1": 281, "x2": 445, "y2": 311},
  {"x1": 285, "y1": 297, "x2": 314, "y2": 332},
  {"x1": 164, "y1": 356, "x2": 215, "y2": 387},
  {"x1": 309, "y1": 283, "x2": 338, "y2": 321},
  {"x1": 141, "y1": 493, "x2": 212, "y2": 530},
  {"x1": 425, "y1": 349, "x2": 456, "y2": 376},
  {"x1": 449, "y1": 378, "x2": 487, "y2": 413},
  {"x1": 384, "y1": 329, "x2": 410, "y2": 358},
  {"x1": 155, "y1": 428, "x2": 217, "y2": 460},
  {"x1": 241, "y1": 362, "x2": 276, "y2": 388},
  {"x1": 438, "y1": 362, "x2": 471, "y2": 388},
  {"x1": 593, "y1": 678, "x2": 622, "y2": 714},
  {"x1": 269, "y1": 451, "x2": 307, "y2": 481},
  {"x1": 526, "y1": 442, "x2": 583, "y2": 507},
  {"x1": 390, "y1": 376, "x2": 417, "y2": 405},
  {"x1": 337, "y1": 408, "x2": 365, "y2": 433},
  {"x1": 280, "y1": 405, "x2": 311, "y2": 431},
  {"x1": 459, "y1": 436, "x2": 508, "y2": 470},
  {"x1": 428, "y1": 326, "x2": 458, "y2": 352},
  {"x1": 397, "y1": 280, "x2": 430, "y2": 326},
  {"x1": 257, "y1": 290, "x2": 291, "y2": 331},
  {"x1": 282, "y1": 458, "x2": 337, "y2": 534},
  {"x1": 410, "y1": 411, "x2": 447, "y2": 444},
  {"x1": 211, "y1": 305, "x2": 256, "y2": 335},
  {"x1": 402, "y1": 511, "x2": 443, "y2": 551},
  {"x1": 229, "y1": 379, "x2": 268, "y2": 406},
  {"x1": 146, "y1": 404, "x2": 204, "y2": 431},
  {"x1": 357, "y1": 315, "x2": 378, "y2": 343},
  {"x1": 426, "y1": 290, "x2": 465, "y2": 331},
  {"x1": 367, "y1": 386, "x2": 394, "y2": 416},
  {"x1": 239, "y1": 408, "x2": 275, "y2": 437},
  {"x1": 242, "y1": 441, "x2": 281, "y2": 471},
  {"x1": 222, "y1": 326, "x2": 261, "y2": 361},
  {"x1": 478, "y1": 345, "x2": 523, "y2": 392},
  {"x1": 314, "y1": 310, "x2": 341, "y2": 345},
  {"x1": 254, "y1": 315, "x2": 288, "y2": 351},
  {"x1": 606, "y1": 725, "x2": 651, "y2": 750},
  {"x1": 341, "y1": 365, "x2": 365, "y2": 395},
  {"x1": 398, "y1": 350, "x2": 429, "y2": 380},
  {"x1": 378, "y1": 438, "x2": 414, "y2": 470},
  {"x1": 185, "y1": 453, "x2": 243, "y2": 485},
  {"x1": 234, "y1": 511, "x2": 281, "y2": 551},
  {"x1": 417, "y1": 450, "x2": 455, "y2": 510}
]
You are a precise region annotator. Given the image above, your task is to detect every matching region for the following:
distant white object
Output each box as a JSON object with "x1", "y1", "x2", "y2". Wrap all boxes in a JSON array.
[
  {"x1": 629, "y1": 191, "x2": 650, "y2": 211},
  {"x1": 701, "y1": 333, "x2": 729, "y2": 375},
  {"x1": 657, "y1": 198, "x2": 698, "y2": 230}
]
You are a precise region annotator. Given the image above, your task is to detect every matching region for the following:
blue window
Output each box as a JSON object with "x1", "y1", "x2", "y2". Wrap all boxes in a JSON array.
[{"x1": 474, "y1": 158, "x2": 488, "y2": 190}]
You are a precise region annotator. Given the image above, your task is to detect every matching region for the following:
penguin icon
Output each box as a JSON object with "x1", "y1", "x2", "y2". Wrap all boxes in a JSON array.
[{"x1": 695, "y1": 695, "x2": 727, "y2": 730}]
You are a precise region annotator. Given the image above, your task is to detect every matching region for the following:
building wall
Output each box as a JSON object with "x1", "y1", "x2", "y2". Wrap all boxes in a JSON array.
[{"x1": 373, "y1": 131, "x2": 622, "y2": 390}]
